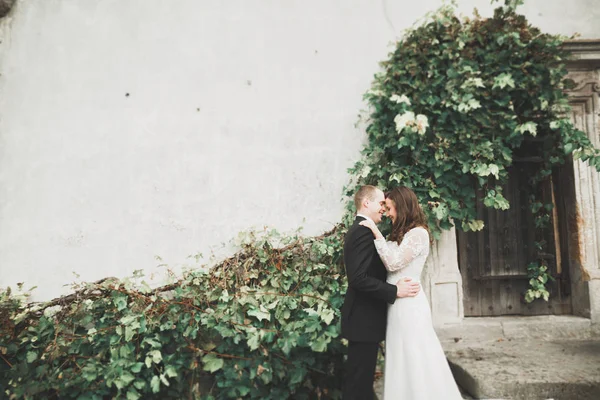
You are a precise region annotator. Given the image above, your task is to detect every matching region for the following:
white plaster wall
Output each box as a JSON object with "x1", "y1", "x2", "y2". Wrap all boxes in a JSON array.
[{"x1": 1, "y1": 0, "x2": 599, "y2": 300}]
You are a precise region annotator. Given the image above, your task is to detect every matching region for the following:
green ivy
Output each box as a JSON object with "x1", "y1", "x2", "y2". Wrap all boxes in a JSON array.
[
  {"x1": 1, "y1": 227, "x2": 347, "y2": 399},
  {"x1": 525, "y1": 260, "x2": 553, "y2": 302}
]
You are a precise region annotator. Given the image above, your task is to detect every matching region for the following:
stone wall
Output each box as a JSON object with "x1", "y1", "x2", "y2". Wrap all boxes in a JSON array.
[{"x1": 564, "y1": 40, "x2": 600, "y2": 326}]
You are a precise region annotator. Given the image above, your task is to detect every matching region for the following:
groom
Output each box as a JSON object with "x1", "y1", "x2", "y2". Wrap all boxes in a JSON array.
[{"x1": 341, "y1": 185, "x2": 420, "y2": 400}]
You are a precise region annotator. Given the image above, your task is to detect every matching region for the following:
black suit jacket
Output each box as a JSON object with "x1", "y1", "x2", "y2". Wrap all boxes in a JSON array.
[{"x1": 341, "y1": 216, "x2": 397, "y2": 343}]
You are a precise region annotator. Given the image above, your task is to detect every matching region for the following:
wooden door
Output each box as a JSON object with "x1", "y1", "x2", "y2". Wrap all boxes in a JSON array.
[{"x1": 457, "y1": 159, "x2": 572, "y2": 316}]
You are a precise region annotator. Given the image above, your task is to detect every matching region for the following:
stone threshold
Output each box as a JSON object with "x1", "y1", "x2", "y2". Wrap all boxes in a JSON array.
[{"x1": 436, "y1": 315, "x2": 599, "y2": 343}]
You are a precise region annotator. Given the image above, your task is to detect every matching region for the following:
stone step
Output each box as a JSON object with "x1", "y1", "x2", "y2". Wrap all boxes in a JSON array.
[
  {"x1": 374, "y1": 317, "x2": 600, "y2": 399},
  {"x1": 445, "y1": 338, "x2": 600, "y2": 400},
  {"x1": 436, "y1": 315, "x2": 597, "y2": 343}
]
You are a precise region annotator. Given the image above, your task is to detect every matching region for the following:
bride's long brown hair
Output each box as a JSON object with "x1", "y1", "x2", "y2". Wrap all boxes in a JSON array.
[{"x1": 386, "y1": 186, "x2": 430, "y2": 244}]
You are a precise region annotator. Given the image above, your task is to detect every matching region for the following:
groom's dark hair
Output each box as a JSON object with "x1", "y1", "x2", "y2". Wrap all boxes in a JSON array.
[{"x1": 354, "y1": 185, "x2": 379, "y2": 210}]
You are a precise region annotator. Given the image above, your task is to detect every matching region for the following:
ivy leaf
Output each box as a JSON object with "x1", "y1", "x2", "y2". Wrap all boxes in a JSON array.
[
  {"x1": 457, "y1": 100, "x2": 481, "y2": 113},
  {"x1": 164, "y1": 365, "x2": 178, "y2": 378},
  {"x1": 81, "y1": 364, "x2": 98, "y2": 382},
  {"x1": 429, "y1": 189, "x2": 440, "y2": 199},
  {"x1": 145, "y1": 350, "x2": 162, "y2": 368},
  {"x1": 290, "y1": 367, "x2": 306, "y2": 385},
  {"x1": 516, "y1": 122, "x2": 538, "y2": 137},
  {"x1": 494, "y1": 195, "x2": 510, "y2": 210},
  {"x1": 461, "y1": 77, "x2": 485, "y2": 89},
  {"x1": 493, "y1": 73, "x2": 516, "y2": 89},
  {"x1": 488, "y1": 164, "x2": 500, "y2": 179},
  {"x1": 472, "y1": 163, "x2": 490, "y2": 177},
  {"x1": 121, "y1": 372, "x2": 135, "y2": 385},
  {"x1": 280, "y1": 335, "x2": 297, "y2": 355},
  {"x1": 150, "y1": 376, "x2": 161, "y2": 394},
  {"x1": 247, "y1": 332, "x2": 261, "y2": 351},
  {"x1": 125, "y1": 326, "x2": 135, "y2": 341},
  {"x1": 130, "y1": 362, "x2": 144, "y2": 373},
  {"x1": 120, "y1": 315, "x2": 137, "y2": 325},
  {"x1": 310, "y1": 336, "x2": 330, "y2": 352},
  {"x1": 483, "y1": 195, "x2": 495, "y2": 208},
  {"x1": 26, "y1": 351, "x2": 37, "y2": 363},
  {"x1": 160, "y1": 374, "x2": 170, "y2": 387},
  {"x1": 431, "y1": 202, "x2": 449, "y2": 220},
  {"x1": 319, "y1": 307, "x2": 335, "y2": 325},
  {"x1": 112, "y1": 294, "x2": 128, "y2": 311},
  {"x1": 484, "y1": 190, "x2": 510, "y2": 210},
  {"x1": 564, "y1": 142, "x2": 574, "y2": 154},
  {"x1": 525, "y1": 290, "x2": 535, "y2": 303},
  {"x1": 390, "y1": 173, "x2": 404, "y2": 183},
  {"x1": 115, "y1": 372, "x2": 135, "y2": 389},
  {"x1": 304, "y1": 308, "x2": 319, "y2": 317},
  {"x1": 398, "y1": 136, "x2": 411, "y2": 148},
  {"x1": 247, "y1": 307, "x2": 271, "y2": 322},
  {"x1": 219, "y1": 289, "x2": 230, "y2": 302},
  {"x1": 202, "y1": 353, "x2": 224, "y2": 373},
  {"x1": 127, "y1": 389, "x2": 141, "y2": 400},
  {"x1": 463, "y1": 220, "x2": 485, "y2": 232}
]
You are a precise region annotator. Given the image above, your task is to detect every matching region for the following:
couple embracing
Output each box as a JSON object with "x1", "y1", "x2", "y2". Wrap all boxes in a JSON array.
[{"x1": 341, "y1": 185, "x2": 462, "y2": 400}]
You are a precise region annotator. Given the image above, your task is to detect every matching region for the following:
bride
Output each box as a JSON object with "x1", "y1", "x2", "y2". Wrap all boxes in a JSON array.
[{"x1": 359, "y1": 186, "x2": 462, "y2": 400}]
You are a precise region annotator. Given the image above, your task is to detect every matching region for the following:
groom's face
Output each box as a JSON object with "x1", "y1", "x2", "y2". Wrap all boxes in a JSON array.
[{"x1": 366, "y1": 189, "x2": 386, "y2": 224}]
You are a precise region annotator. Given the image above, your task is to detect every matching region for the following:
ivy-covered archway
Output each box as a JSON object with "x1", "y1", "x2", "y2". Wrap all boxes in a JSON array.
[{"x1": 345, "y1": 0, "x2": 600, "y2": 302}]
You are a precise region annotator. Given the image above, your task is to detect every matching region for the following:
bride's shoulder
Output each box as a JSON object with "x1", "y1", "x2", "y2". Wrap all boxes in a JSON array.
[{"x1": 407, "y1": 226, "x2": 429, "y2": 238}]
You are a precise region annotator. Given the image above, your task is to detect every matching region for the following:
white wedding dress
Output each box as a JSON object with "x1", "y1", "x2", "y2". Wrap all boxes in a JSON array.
[{"x1": 374, "y1": 227, "x2": 462, "y2": 400}]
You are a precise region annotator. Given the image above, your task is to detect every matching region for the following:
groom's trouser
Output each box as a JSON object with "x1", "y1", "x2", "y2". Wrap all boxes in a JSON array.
[{"x1": 343, "y1": 341, "x2": 379, "y2": 400}]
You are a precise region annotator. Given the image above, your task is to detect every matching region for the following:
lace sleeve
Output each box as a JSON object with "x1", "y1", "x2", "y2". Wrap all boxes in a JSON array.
[{"x1": 374, "y1": 228, "x2": 429, "y2": 272}]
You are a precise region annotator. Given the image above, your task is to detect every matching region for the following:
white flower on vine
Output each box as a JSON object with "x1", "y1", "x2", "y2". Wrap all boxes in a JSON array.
[
  {"x1": 394, "y1": 111, "x2": 415, "y2": 133},
  {"x1": 390, "y1": 94, "x2": 411, "y2": 105},
  {"x1": 415, "y1": 114, "x2": 429, "y2": 135}
]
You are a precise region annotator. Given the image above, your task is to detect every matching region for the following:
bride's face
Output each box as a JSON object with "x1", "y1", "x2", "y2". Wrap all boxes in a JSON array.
[{"x1": 385, "y1": 198, "x2": 397, "y2": 223}]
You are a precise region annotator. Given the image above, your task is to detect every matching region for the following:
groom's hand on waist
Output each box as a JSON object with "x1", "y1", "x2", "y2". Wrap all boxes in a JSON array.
[{"x1": 395, "y1": 278, "x2": 420, "y2": 298}]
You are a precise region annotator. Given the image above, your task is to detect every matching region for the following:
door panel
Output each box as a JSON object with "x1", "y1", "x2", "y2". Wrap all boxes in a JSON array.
[{"x1": 457, "y1": 162, "x2": 572, "y2": 316}]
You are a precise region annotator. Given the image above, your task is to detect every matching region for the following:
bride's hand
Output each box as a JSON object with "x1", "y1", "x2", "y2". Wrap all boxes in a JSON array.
[
  {"x1": 359, "y1": 220, "x2": 385, "y2": 239},
  {"x1": 359, "y1": 220, "x2": 377, "y2": 234}
]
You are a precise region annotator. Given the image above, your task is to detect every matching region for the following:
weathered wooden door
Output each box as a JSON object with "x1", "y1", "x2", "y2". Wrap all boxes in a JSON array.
[{"x1": 457, "y1": 155, "x2": 573, "y2": 316}]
